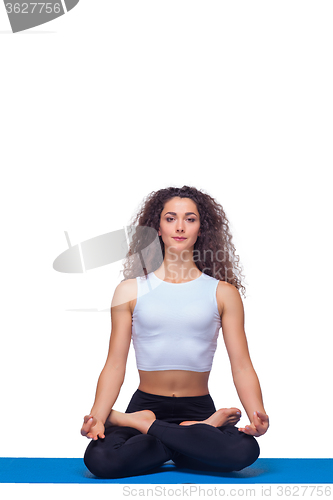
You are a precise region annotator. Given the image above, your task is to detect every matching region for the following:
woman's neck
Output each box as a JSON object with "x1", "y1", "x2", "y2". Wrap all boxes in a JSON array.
[{"x1": 155, "y1": 258, "x2": 201, "y2": 283}]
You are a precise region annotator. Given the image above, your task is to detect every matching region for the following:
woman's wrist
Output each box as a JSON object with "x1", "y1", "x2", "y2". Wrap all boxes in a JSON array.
[
  {"x1": 89, "y1": 408, "x2": 110, "y2": 423},
  {"x1": 244, "y1": 405, "x2": 266, "y2": 422}
]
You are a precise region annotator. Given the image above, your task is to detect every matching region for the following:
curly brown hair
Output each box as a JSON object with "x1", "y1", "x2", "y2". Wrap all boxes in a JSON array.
[{"x1": 121, "y1": 185, "x2": 246, "y2": 297}]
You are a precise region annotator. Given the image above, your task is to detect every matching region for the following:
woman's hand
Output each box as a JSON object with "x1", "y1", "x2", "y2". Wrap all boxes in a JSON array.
[
  {"x1": 238, "y1": 411, "x2": 269, "y2": 437},
  {"x1": 81, "y1": 415, "x2": 105, "y2": 441}
]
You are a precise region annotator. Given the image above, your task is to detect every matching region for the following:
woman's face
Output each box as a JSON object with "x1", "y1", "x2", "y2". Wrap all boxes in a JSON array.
[{"x1": 158, "y1": 197, "x2": 201, "y2": 252}]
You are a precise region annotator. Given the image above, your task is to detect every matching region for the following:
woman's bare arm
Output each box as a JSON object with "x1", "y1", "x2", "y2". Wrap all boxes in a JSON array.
[
  {"x1": 218, "y1": 282, "x2": 269, "y2": 437},
  {"x1": 81, "y1": 280, "x2": 134, "y2": 438}
]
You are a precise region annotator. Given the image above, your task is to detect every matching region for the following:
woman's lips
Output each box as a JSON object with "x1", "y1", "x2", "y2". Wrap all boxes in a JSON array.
[{"x1": 173, "y1": 237, "x2": 186, "y2": 241}]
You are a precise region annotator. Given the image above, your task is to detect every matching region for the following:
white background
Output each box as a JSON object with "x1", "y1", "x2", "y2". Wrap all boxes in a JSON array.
[{"x1": 1, "y1": 0, "x2": 332, "y2": 475}]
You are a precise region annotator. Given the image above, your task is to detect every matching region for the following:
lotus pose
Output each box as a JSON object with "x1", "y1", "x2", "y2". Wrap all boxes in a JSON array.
[{"x1": 81, "y1": 185, "x2": 269, "y2": 479}]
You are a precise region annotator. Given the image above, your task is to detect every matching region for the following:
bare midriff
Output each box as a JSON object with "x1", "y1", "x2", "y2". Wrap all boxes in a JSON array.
[{"x1": 138, "y1": 370, "x2": 210, "y2": 397}]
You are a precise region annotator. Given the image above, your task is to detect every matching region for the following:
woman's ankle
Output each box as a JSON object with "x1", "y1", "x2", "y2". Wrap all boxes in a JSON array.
[{"x1": 107, "y1": 409, "x2": 156, "y2": 434}]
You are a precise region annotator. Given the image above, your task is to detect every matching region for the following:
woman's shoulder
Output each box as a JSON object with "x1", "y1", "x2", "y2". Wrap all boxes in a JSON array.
[
  {"x1": 215, "y1": 280, "x2": 242, "y2": 316},
  {"x1": 111, "y1": 278, "x2": 137, "y2": 310},
  {"x1": 117, "y1": 277, "x2": 137, "y2": 288},
  {"x1": 216, "y1": 279, "x2": 237, "y2": 290}
]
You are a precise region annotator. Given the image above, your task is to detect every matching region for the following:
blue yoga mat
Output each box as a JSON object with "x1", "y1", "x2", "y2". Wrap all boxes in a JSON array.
[{"x1": 0, "y1": 458, "x2": 332, "y2": 483}]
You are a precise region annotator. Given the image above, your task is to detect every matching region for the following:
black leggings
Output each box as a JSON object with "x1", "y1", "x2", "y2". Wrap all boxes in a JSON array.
[{"x1": 83, "y1": 389, "x2": 260, "y2": 479}]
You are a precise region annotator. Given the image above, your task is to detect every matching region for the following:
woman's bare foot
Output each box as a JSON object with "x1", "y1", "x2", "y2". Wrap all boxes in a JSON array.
[
  {"x1": 107, "y1": 409, "x2": 156, "y2": 434},
  {"x1": 179, "y1": 407, "x2": 241, "y2": 427}
]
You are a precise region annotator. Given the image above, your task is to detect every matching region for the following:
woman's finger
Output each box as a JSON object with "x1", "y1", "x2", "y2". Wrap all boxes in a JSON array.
[
  {"x1": 238, "y1": 427, "x2": 249, "y2": 434},
  {"x1": 238, "y1": 424, "x2": 256, "y2": 436},
  {"x1": 257, "y1": 411, "x2": 269, "y2": 422},
  {"x1": 81, "y1": 417, "x2": 94, "y2": 436},
  {"x1": 253, "y1": 412, "x2": 260, "y2": 424},
  {"x1": 253, "y1": 412, "x2": 265, "y2": 429}
]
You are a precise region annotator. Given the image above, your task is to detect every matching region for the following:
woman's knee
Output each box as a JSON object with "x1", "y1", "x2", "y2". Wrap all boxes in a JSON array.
[
  {"x1": 231, "y1": 432, "x2": 260, "y2": 471},
  {"x1": 212, "y1": 426, "x2": 260, "y2": 472},
  {"x1": 83, "y1": 440, "x2": 124, "y2": 479}
]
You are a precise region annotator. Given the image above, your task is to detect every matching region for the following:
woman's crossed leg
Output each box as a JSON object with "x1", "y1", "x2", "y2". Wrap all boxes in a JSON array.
[{"x1": 83, "y1": 408, "x2": 260, "y2": 479}]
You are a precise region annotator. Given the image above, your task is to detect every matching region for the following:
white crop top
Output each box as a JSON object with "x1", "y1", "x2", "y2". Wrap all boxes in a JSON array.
[{"x1": 131, "y1": 271, "x2": 222, "y2": 372}]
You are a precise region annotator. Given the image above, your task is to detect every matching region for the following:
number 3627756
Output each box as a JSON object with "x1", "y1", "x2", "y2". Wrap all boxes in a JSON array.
[{"x1": 5, "y1": 3, "x2": 62, "y2": 14}]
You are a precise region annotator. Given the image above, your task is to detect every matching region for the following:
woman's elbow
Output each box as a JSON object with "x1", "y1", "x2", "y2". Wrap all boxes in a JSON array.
[
  {"x1": 102, "y1": 362, "x2": 126, "y2": 383},
  {"x1": 232, "y1": 362, "x2": 256, "y2": 380}
]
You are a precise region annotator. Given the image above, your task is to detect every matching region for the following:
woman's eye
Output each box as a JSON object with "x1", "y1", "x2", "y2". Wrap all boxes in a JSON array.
[{"x1": 166, "y1": 217, "x2": 196, "y2": 222}]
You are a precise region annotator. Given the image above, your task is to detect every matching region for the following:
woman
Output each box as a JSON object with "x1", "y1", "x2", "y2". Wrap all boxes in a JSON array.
[{"x1": 81, "y1": 185, "x2": 269, "y2": 479}]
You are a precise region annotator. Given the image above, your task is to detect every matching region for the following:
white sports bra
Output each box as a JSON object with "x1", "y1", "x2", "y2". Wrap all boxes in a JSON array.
[{"x1": 131, "y1": 271, "x2": 222, "y2": 372}]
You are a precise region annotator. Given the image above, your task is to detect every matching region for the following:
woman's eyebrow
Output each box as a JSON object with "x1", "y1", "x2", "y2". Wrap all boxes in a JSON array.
[{"x1": 164, "y1": 211, "x2": 198, "y2": 216}]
